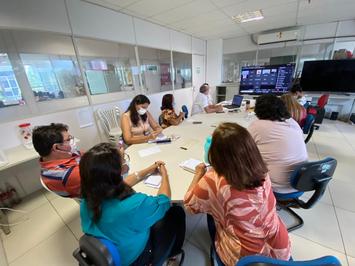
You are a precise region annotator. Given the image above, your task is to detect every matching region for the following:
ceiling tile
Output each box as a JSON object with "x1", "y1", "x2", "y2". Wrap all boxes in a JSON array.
[
  {"x1": 210, "y1": 0, "x2": 247, "y2": 8},
  {"x1": 84, "y1": 0, "x2": 141, "y2": 9},
  {"x1": 151, "y1": 0, "x2": 216, "y2": 25},
  {"x1": 82, "y1": 0, "x2": 355, "y2": 40},
  {"x1": 222, "y1": 0, "x2": 297, "y2": 17},
  {"x1": 169, "y1": 10, "x2": 230, "y2": 30},
  {"x1": 123, "y1": 0, "x2": 192, "y2": 18}
]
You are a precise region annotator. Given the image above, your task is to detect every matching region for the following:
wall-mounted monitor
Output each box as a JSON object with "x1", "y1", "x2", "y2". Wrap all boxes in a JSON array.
[
  {"x1": 239, "y1": 63, "x2": 295, "y2": 95},
  {"x1": 300, "y1": 59, "x2": 355, "y2": 93}
]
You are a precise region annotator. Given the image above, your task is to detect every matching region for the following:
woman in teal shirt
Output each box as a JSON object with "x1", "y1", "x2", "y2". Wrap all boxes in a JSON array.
[{"x1": 79, "y1": 143, "x2": 186, "y2": 266}]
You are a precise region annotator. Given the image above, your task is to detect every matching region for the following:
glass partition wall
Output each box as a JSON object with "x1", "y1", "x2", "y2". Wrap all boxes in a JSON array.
[
  {"x1": 138, "y1": 47, "x2": 173, "y2": 94},
  {"x1": 0, "y1": 28, "x2": 195, "y2": 114},
  {"x1": 172, "y1": 51, "x2": 192, "y2": 90},
  {"x1": 76, "y1": 38, "x2": 139, "y2": 95}
]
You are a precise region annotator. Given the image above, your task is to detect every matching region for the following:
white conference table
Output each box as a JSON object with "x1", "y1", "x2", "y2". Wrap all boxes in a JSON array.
[{"x1": 127, "y1": 111, "x2": 256, "y2": 201}]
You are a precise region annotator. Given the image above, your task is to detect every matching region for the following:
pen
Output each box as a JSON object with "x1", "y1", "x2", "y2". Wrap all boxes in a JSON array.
[{"x1": 180, "y1": 147, "x2": 187, "y2": 150}]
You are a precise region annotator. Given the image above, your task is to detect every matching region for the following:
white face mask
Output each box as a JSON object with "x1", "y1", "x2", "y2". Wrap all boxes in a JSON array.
[
  {"x1": 121, "y1": 163, "x2": 130, "y2": 179},
  {"x1": 137, "y1": 108, "x2": 147, "y2": 115},
  {"x1": 69, "y1": 140, "x2": 79, "y2": 154}
]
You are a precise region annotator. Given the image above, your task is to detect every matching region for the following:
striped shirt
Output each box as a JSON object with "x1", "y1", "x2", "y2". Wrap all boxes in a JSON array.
[{"x1": 39, "y1": 153, "x2": 81, "y2": 198}]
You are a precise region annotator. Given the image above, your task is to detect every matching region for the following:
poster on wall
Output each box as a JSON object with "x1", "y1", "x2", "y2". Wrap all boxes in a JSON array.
[{"x1": 160, "y1": 63, "x2": 171, "y2": 86}]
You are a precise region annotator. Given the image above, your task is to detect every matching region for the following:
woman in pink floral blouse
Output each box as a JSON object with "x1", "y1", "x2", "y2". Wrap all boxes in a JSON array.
[{"x1": 184, "y1": 123, "x2": 291, "y2": 266}]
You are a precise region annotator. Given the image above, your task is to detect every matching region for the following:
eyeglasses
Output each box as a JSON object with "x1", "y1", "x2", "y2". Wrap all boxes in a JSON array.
[{"x1": 63, "y1": 135, "x2": 74, "y2": 145}]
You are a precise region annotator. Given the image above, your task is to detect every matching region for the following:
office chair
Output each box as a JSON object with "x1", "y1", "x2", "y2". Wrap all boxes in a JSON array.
[
  {"x1": 97, "y1": 106, "x2": 122, "y2": 144},
  {"x1": 302, "y1": 114, "x2": 315, "y2": 143},
  {"x1": 73, "y1": 234, "x2": 121, "y2": 266},
  {"x1": 274, "y1": 157, "x2": 337, "y2": 232},
  {"x1": 237, "y1": 255, "x2": 341, "y2": 266},
  {"x1": 307, "y1": 94, "x2": 329, "y2": 130},
  {"x1": 181, "y1": 105, "x2": 189, "y2": 118}
]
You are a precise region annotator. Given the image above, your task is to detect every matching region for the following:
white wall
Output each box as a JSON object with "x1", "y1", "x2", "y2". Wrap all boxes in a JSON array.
[
  {"x1": 134, "y1": 18, "x2": 171, "y2": 50},
  {"x1": 0, "y1": 0, "x2": 71, "y2": 34},
  {"x1": 192, "y1": 37, "x2": 206, "y2": 55},
  {"x1": 206, "y1": 39, "x2": 223, "y2": 86},
  {"x1": 66, "y1": 0, "x2": 135, "y2": 45}
]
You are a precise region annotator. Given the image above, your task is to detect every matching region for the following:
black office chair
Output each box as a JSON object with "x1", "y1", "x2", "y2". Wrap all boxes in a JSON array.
[
  {"x1": 274, "y1": 157, "x2": 337, "y2": 232},
  {"x1": 73, "y1": 235, "x2": 121, "y2": 266},
  {"x1": 302, "y1": 114, "x2": 315, "y2": 144},
  {"x1": 182, "y1": 105, "x2": 189, "y2": 118}
]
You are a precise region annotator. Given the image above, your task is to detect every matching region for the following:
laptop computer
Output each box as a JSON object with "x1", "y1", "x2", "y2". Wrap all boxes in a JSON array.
[{"x1": 224, "y1": 95, "x2": 244, "y2": 109}]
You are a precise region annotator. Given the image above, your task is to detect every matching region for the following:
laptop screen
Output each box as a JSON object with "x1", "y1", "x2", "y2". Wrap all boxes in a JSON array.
[{"x1": 232, "y1": 95, "x2": 243, "y2": 107}]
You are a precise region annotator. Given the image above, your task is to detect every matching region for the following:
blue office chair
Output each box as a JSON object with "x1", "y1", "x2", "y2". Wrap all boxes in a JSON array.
[
  {"x1": 181, "y1": 105, "x2": 189, "y2": 118},
  {"x1": 274, "y1": 157, "x2": 337, "y2": 232},
  {"x1": 237, "y1": 255, "x2": 341, "y2": 266},
  {"x1": 73, "y1": 234, "x2": 121, "y2": 266},
  {"x1": 302, "y1": 114, "x2": 315, "y2": 144}
]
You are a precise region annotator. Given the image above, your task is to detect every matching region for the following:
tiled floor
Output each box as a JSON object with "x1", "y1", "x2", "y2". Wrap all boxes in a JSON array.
[{"x1": 1, "y1": 120, "x2": 355, "y2": 266}]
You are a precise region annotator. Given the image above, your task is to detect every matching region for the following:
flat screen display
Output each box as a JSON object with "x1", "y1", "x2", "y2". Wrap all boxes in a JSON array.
[
  {"x1": 239, "y1": 64, "x2": 295, "y2": 95},
  {"x1": 300, "y1": 60, "x2": 355, "y2": 93}
]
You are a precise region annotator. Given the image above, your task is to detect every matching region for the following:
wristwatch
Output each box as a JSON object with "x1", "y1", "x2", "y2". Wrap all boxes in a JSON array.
[{"x1": 134, "y1": 171, "x2": 140, "y2": 181}]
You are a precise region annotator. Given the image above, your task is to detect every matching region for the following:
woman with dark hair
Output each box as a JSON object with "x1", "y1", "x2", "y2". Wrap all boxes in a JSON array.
[
  {"x1": 80, "y1": 143, "x2": 186, "y2": 266},
  {"x1": 121, "y1": 94, "x2": 162, "y2": 144},
  {"x1": 191, "y1": 83, "x2": 223, "y2": 115},
  {"x1": 160, "y1": 94, "x2": 185, "y2": 128},
  {"x1": 248, "y1": 94, "x2": 308, "y2": 194},
  {"x1": 290, "y1": 82, "x2": 307, "y2": 106},
  {"x1": 184, "y1": 123, "x2": 291, "y2": 266}
]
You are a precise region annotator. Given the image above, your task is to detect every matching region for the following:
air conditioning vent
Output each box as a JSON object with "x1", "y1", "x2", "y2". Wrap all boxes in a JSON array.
[{"x1": 256, "y1": 30, "x2": 300, "y2": 45}]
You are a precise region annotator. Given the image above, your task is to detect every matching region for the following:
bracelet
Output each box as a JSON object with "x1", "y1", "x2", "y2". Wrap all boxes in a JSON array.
[{"x1": 134, "y1": 171, "x2": 140, "y2": 181}]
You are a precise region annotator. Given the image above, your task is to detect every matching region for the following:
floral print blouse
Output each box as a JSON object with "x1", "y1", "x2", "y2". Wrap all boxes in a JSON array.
[{"x1": 184, "y1": 169, "x2": 291, "y2": 266}]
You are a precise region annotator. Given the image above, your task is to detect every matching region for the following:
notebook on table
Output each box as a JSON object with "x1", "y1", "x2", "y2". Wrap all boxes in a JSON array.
[
  {"x1": 179, "y1": 158, "x2": 207, "y2": 173},
  {"x1": 144, "y1": 174, "x2": 162, "y2": 188}
]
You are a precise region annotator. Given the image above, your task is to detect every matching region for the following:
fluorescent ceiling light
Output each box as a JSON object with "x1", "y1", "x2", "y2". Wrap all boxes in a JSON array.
[{"x1": 232, "y1": 10, "x2": 264, "y2": 23}]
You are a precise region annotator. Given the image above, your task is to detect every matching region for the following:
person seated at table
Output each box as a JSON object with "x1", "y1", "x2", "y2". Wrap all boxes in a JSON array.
[
  {"x1": 32, "y1": 123, "x2": 164, "y2": 198},
  {"x1": 248, "y1": 94, "x2": 308, "y2": 194},
  {"x1": 80, "y1": 143, "x2": 186, "y2": 266},
  {"x1": 184, "y1": 123, "x2": 291, "y2": 266},
  {"x1": 121, "y1": 94, "x2": 162, "y2": 145},
  {"x1": 281, "y1": 93, "x2": 307, "y2": 127},
  {"x1": 290, "y1": 82, "x2": 307, "y2": 106},
  {"x1": 160, "y1": 94, "x2": 185, "y2": 128},
  {"x1": 191, "y1": 83, "x2": 223, "y2": 115}
]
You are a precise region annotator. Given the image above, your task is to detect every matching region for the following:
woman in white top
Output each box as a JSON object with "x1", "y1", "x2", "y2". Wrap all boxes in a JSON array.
[
  {"x1": 192, "y1": 83, "x2": 223, "y2": 115},
  {"x1": 247, "y1": 94, "x2": 308, "y2": 194},
  {"x1": 121, "y1": 94, "x2": 162, "y2": 145}
]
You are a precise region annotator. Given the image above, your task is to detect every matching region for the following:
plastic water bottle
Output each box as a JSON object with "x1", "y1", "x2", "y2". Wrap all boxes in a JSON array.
[
  {"x1": 0, "y1": 188, "x2": 12, "y2": 208},
  {"x1": 5, "y1": 183, "x2": 21, "y2": 205},
  {"x1": 204, "y1": 136, "x2": 212, "y2": 164}
]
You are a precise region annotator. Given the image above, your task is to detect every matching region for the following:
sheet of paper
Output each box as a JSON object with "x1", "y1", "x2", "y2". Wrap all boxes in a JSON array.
[
  {"x1": 138, "y1": 146, "x2": 161, "y2": 157},
  {"x1": 144, "y1": 174, "x2": 162, "y2": 188},
  {"x1": 156, "y1": 133, "x2": 168, "y2": 141}
]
